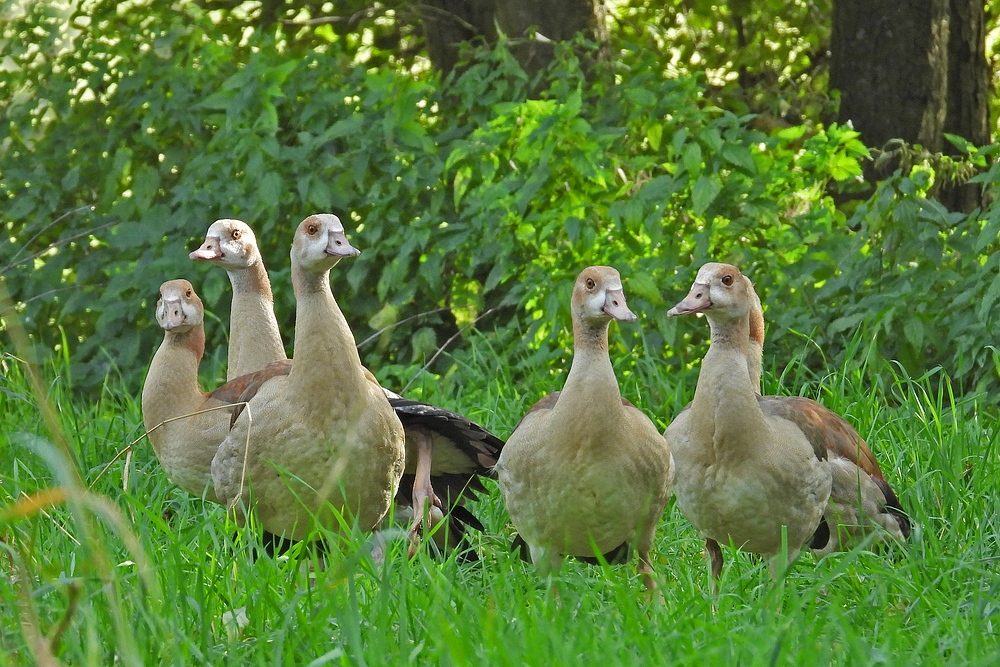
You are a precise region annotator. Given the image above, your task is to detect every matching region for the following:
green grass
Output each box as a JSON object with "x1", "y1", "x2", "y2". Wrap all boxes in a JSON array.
[{"x1": 2, "y1": 334, "x2": 1000, "y2": 667}]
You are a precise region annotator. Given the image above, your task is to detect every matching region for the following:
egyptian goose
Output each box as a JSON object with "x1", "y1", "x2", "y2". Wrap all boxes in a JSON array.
[
  {"x1": 495, "y1": 267, "x2": 674, "y2": 589},
  {"x1": 193, "y1": 219, "x2": 504, "y2": 557},
  {"x1": 211, "y1": 214, "x2": 406, "y2": 542},
  {"x1": 140, "y1": 280, "x2": 289, "y2": 502},
  {"x1": 665, "y1": 262, "x2": 910, "y2": 587},
  {"x1": 189, "y1": 219, "x2": 286, "y2": 380}
]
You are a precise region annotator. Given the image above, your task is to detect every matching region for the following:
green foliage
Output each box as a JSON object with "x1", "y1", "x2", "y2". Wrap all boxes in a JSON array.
[
  {"x1": 612, "y1": 0, "x2": 836, "y2": 124},
  {"x1": 2, "y1": 1, "x2": 999, "y2": 402},
  {"x1": 775, "y1": 143, "x2": 1000, "y2": 395}
]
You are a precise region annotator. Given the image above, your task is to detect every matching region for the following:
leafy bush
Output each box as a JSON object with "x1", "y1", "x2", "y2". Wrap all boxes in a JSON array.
[
  {"x1": 775, "y1": 146, "x2": 1000, "y2": 396},
  {"x1": 2, "y1": 2, "x2": 999, "y2": 403}
]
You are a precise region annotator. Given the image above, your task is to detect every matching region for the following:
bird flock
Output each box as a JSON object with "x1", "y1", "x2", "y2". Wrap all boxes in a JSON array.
[{"x1": 141, "y1": 213, "x2": 910, "y2": 592}]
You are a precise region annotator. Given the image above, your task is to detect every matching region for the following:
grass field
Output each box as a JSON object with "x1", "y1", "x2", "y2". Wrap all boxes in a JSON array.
[{"x1": 2, "y1": 331, "x2": 999, "y2": 666}]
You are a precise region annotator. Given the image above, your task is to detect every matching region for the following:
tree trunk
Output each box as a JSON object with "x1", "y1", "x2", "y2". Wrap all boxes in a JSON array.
[
  {"x1": 830, "y1": 0, "x2": 951, "y2": 152},
  {"x1": 419, "y1": 0, "x2": 607, "y2": 78},
  {"x1": 830, "y1": 0, "x2": 991, "y2": 212},
  {"x1": 940, "y1": 0, "x2": 990, "y2": 211},
  {"x1": 944, "y1": 0, "x2": 990, "y2": 145},
  {"x1": 495, "y1": 0, "x2": 608, "y2": 79},
  {"x1": 420, "y1": 0, "x2": 498, "y2": 75}
]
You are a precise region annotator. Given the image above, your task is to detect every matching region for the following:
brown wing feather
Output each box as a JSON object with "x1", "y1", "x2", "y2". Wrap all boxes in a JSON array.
[
  {"x1": 509, "y1": 391, "x2": 561, "y2": 432},
  {"x1": 511, "y1": 391, "x2": 637, "y2": 432},
  {"x1": 758, "y1": 395, "x2": 885, "y2": 480},
  {"x1": 207, "y1": 359, "x2": 294, "y2": 428}
]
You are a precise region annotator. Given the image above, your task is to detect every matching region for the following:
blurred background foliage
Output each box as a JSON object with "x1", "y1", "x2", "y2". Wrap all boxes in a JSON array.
[{"x1": 2, "y1": 0, "x2": 999, "y2": 400}]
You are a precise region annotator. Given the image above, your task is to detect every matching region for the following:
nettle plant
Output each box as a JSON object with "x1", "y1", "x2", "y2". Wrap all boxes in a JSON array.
[{"x1": 785, "y1": 147, "x2": 1000, "y2": 397}]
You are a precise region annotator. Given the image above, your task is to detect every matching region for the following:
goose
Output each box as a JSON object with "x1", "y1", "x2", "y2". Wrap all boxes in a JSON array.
[
  {"x1": 495, "y1": 266, "x2": 674, "y2": 590},
  {"x1": 192, "y1": 218, "x2": 503, "y2": 558},
  {"x1": 665, "y1": 262, "x2": 910, "y2": 588},
  {"x1": 140, "y1": 280, "x2": 289, "y2": 503},
  {"x1": 210, "y1": 214, "x2": 406, "y2": 543},
  {"x1": 189, "y1": 219, "x2": 286, "y2": 380}
]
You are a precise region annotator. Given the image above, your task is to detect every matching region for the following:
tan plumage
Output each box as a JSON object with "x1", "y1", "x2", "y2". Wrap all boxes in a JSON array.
[
  {"x1": 665, "y1": 262, "x2": 909, "y2": 585},
  {"x1": 193, "y1": 219, "x2": 503, "y2": 557},
  {"x1": 189, "y1": 219, "x2": 286, "y2": 380},
  {"x1": 211, "y1": 214, "x2": 406, "y2": 541},
  {"x1": 495, "y1": 266, "x2": 674, "y2": 589},
  {"x1": 140, "y1": 280, "x2": 289, "y2": 502}
]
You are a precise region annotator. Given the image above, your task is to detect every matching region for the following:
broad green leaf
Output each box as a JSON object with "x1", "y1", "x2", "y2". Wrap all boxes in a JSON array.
[
  {"x1": 484, "y1": 262, "x2": 506, "y2": 293},
  {"x1": 131, "y1": 165, "x2": 160, "y2": 211},
  {"x1": 682, "y1": 142, "x2": 703, "y2": 177},
  {"x1": 977, "y1": 273, "x2": 1000, "y2": 321},
  {"x1": 903, "y1": 317, "x2": 924, "y2": 350},
  {"x1": 699, "y1": 127, "x2": 723, "y2": 152},
  {"x1": 647, "y1": 123, "x2": 663, "y2": 151},
  {"x1": 625, "y1": 272, "x2": 664, "y2": 306},
  {"x1": 776, "y1": 124, "x2": 807, "y2": 141},
  {"x1": 61, "y1": 166, "x2": 80, "y2": 192},
  {"x1": 564, "y1": 217, "x2": 583, "y2": 245},
  {"x1": 671, "y1": 127, "x2": 690, "y2": 156},
  {"x1": 690, "y1": 175, "x2": 720, "y2": 215},
  {"x1": 721, "y1": 143, "x2": 757, "y2": 174},
  {"x1": 975, "y1": 208, "x2": 1000, "y2": 252},
  {"x1": 258, "y1": 173, "x2": 283, "y2": 208},
  {"x1": 637, "y1": 175, "x2": 677, "y2": 203},
  {"x1": 453, "y1": 166, "x2": 471, "y2": 208},
  {"x1": 323, "y1": 116, "x2": 365, "y2": 142},
  {"x1": 829, "y1": 153, "x2": 863, "y2": 180},
  {"x1": 828, "y1": 312, "x2": 866, "y2": 334}
]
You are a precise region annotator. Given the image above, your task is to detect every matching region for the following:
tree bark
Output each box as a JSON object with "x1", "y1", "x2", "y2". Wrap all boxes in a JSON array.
[
  {"x1": 830, "y1": 0, "x2": 991, "y2": 211},
  {"x1": 940, "y1": 0, "x2": 990, "y2": 211},
  {"x1": 420, "y1": 0, "x2": 498, "y2": 75},
  {"x1": 495, "y1": 0, "x2": 608, "y2": 79},
  {"x1": 419, "y1": 0, "x2": 607, "y2": 78},
  {"x1": 830, "y1": 0, "x2": 951, "y2": 152},
  {"x1": 944, "y1": 0, "x2": 990, "y2": 146}
]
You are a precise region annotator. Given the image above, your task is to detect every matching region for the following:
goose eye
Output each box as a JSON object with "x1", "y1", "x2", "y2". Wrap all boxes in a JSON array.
[
  {"x1": 586, "y1": 278, "x2": 596, "y2": 289},
  {"x1": 185, "y1": 289, "x2": 193, "y2": 298},
  {"x1": 721, "y1": 274, "x2": 734, "y2": 286},
  {"x1": 232, "y1": 230, "x2": 242, "y2": 240},
  {"x1": 307, "y1": 224, "x2": 318, "y2": 235}
]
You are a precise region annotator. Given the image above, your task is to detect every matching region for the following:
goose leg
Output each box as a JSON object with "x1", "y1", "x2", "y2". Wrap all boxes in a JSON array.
[
  {"x1": 706, "y1": 538, "x2": 723, "y2": 596},
  {"x1": 528, "y1": 543, "x2": 563, "y2": 597},
  {"x1": 636, "y1": 516, "x2": 659, "y2": 593},
  {"x1": 407, "y1": 427, "x2": 444, "y2": 558}
]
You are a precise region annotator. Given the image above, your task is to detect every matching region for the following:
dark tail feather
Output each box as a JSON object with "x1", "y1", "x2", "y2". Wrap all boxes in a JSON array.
[
  {"x1": 512, "y1": 533, "x2": 531, "y2": 562},
  {"x1": 809, "y1": 518, "x2": 832, "y2": 551},
  {"x1": 450, "y1": 504, "x2": 485, "y2": 532},
  {"x1": 445, "y1": 511, "x2": 481, "y2": 563}
]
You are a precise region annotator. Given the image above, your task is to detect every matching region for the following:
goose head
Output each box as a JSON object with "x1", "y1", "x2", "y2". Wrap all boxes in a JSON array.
[
  {"x1": 156, "y1": 279, "x2": 204, "y2": 332},
  {"x1": 667, "y1": 262, "x2": 753, "y2": 325},
  {"x1": 189, "y1": 219, "x2": 260, "y2": 270},
  {"x1": 291, "y1": 214, "x2": 360, "y2": 273},
  {"x1": 572, "y1": 266, "x2": 637, "y2": 325}
]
